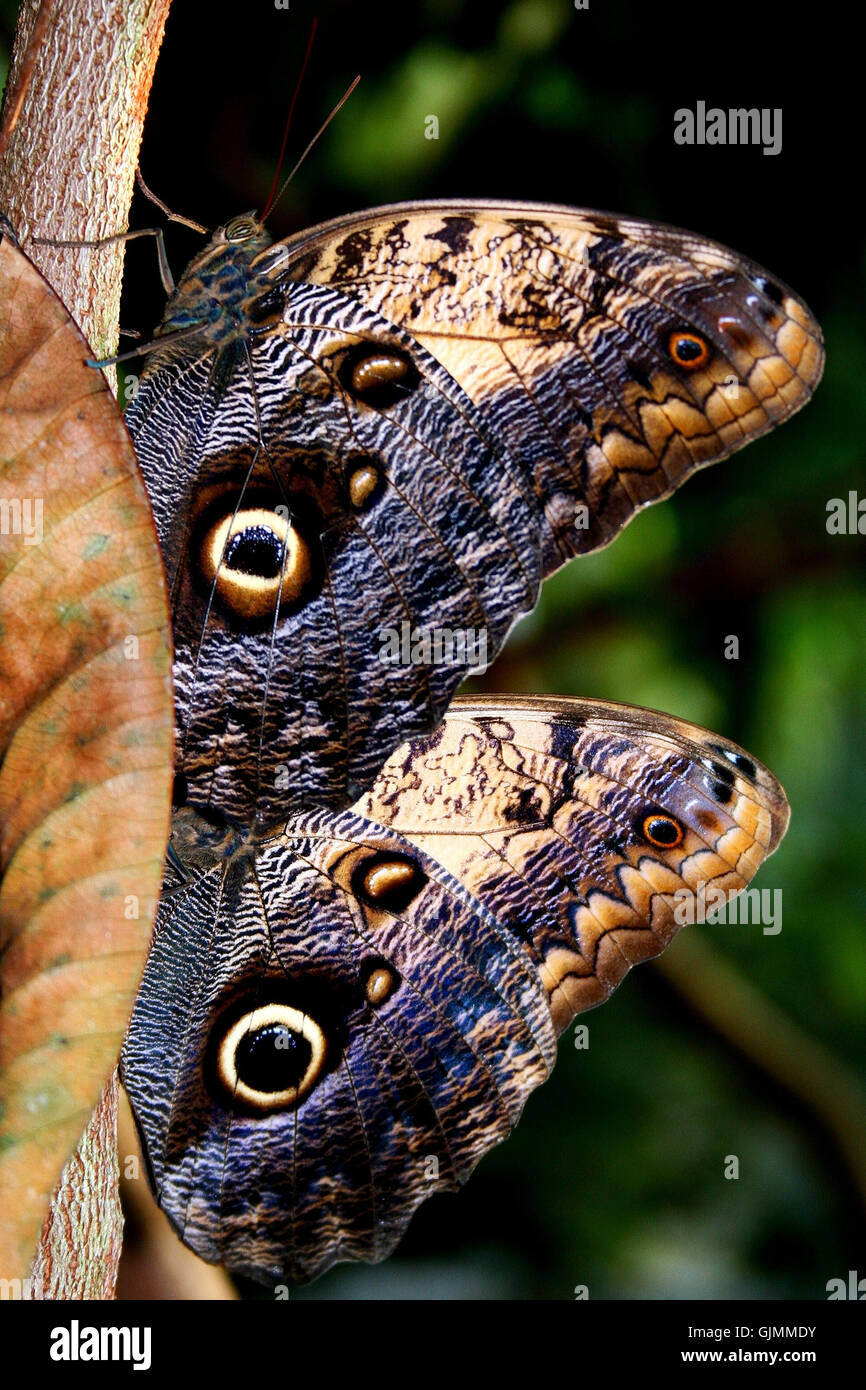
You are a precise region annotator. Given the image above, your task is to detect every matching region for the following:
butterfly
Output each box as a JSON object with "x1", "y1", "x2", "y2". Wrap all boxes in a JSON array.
[
  {"x1": 121, "y1": 695, "x2": 790, "y2": 1285},
  {"x1": 123, "y1": 201, "x2": 823, "y2": 833}
]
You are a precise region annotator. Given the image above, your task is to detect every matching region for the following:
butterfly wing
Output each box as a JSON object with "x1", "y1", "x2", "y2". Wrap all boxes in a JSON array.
[
  {"x1": 278, "y1": 200, "x2": 824, "y2": 573},
  {"x1": 126, "y1": 283, "x2": 540, "y2": 827},
  {"x1": 122, "y1": 697, "x2": 788, "y2": 1283},
  {"x1": 356, "y1": 694, "x2": 790, "y2": 1033},
  {"x1": 122, "y1": 813, "x2": 556, "y2": 1285}
]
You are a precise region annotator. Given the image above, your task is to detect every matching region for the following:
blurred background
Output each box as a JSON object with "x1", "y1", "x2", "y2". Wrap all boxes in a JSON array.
[{"x1": 3, "y1": 0, "x2": 864, "y2": 1300}]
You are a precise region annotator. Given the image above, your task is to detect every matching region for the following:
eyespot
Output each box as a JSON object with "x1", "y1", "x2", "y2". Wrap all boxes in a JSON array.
[
  {"x1": 707, "y1": 780, "x2": 734, "y2": 805},
  {"x1": 362, "y1": 960, "x2": 399, "y2": 1007},
  {"x1": 640, "y1": 812, "x2": 684, "y2": 848},
  {"x1": 224, "y1": 215, "x2": 259, "y2": 242},
  {"x1": 706, "y1": 742, "x2": 757, "y2": 782},
  {"x1": 701, "y1": 756, "x2": 735, "y2": 785},
  {"x1": 668, "y1": 330, "x2": 710, "y2": 370},
  {"x1": 353, "y1": 852, "x2": 428, "y2": 913},
  {"x1": 337, "y1": 343, "x2": 420, "y2": 408},
  {"x1": 717, "y1": 315, "x2": 752, "y2": 347},
  {"x1": 247, "y1": 286, "x2": 286, "y2": 326},
  {"x1": 346, "y1": 457, "x2": 384, "y2": 510},
  {"x1": 752, "y1": 274, "x2": 785, "y2": 306},
  {"x1": 215, "y1": 1003, "x2": 327, "y2": 1111},
  {"x1": 199, "y1": 506, "x2": 312, "y2": 620}
]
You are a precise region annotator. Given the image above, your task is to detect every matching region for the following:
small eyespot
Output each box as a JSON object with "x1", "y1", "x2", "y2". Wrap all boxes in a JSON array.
[
  {"x1": 702, "y1": 757, "x2": 735, "y2": 786},
  {"x1": 752, "y1": 274, "x2": 785, "y2": 306},
  {"x1": 224, "y1": 216, "x2": 259, "y2": 242},
  {"x1": 640, "y1": 812, "x2": 684, "y2": 849},
  {"x1": 353, "y1": 852, "x2": 427, "y2": 914},
  {"x1": 668, "y1": 330, "x2": 711, "y2": 370},
  {"x1": 362, "y1": 961, "x2": 399, "y2": 1006},
  {"x1": 346, "y1": 458, "x2": 384, "y2": 510},
  {"x1": 717, "y1": 315, "x2": 753, "y2": 347},
  {"x1": 247, "y1": 287, "x2": 286, "y2": 325},
  {"x1": 337, "y1": 344, "x2": 420, "y2": 408},
  {"x1": 215, "y1": 1004, "x2": 327, "y2": 1111},
  {"x1": 706, "y1": 743, "x2": 757, "y2": 782}
]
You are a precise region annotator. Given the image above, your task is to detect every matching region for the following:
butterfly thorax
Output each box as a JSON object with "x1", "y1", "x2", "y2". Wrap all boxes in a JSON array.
[
  {"x1": 153, "y1": 214, "x2": 288, "y2": 356},
  {"x1": 170, "y1": 802, "x2": 262, "y2": 872}
]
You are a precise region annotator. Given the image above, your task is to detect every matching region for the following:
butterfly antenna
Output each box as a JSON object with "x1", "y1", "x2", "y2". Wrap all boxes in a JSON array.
[
  {"x1": 260, "y1": 15, "x2": 319, "y2": 222},
  {"x1": 260, "y1": 74, "x2": 361, "y2": 223}
]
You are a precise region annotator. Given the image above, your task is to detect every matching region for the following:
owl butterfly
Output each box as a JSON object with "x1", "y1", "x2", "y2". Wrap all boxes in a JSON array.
[
  {"x1": 125, "y1": 202, "x2": 823, "y2": 830},
  {"x1": 122, "y1": 696, "x2": 789, "y2": 1285}
]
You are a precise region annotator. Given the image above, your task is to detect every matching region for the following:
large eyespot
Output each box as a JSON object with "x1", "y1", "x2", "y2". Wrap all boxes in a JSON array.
[
  {"x1": 353, "y1": 852, "x2": 428, "y2": 913},
  {"x1": 337, "y1": 343, "x2": 420, "y2": 408},
  {"x1": 199, "y1": 506, "x2": 312, "y2": 619},
  {"x1": 668, "y1": 330, "x2": 710, "y2": 371},
  {"x1": 224, "y1": 215, "x2": 259, "y2": 242},
  {"x1": 215, "y1": 1004, "x2": 327, "y2": 1111},
  {"x1": 640, "y1": 812, "x2": 684, "y2": 849}
]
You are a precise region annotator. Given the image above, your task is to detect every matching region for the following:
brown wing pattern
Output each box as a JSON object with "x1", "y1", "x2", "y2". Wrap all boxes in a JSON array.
[
  {"x1": 122, "y1": 697, "x2": 788, "y2": 1283},
  {"x1": 355, "y1": 695, "x2": 790, "y2": 1033},
  {"x1": 279, "y1": 201, "x2": 824, "y2": 573}
]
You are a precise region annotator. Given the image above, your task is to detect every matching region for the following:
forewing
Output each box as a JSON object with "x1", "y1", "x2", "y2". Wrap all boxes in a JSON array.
[
  {"x1": 356, "y1": 695, "x2": 790, "y2": 1034},
  {"x1": 280, "y1": 201, "x2": 824, "y2": 574}
]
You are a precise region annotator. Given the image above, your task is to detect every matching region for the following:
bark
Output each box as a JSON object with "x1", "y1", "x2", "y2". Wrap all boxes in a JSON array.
[
  {"x1": 26, "y1": 1076, "x2": 123, "y2": 1300},
  {"x1": 0, "y1": 0, "x2": 172, "y2": 1299},
  {"x1": 0, "y1": 0, "x2": 173, "y2": 363}
]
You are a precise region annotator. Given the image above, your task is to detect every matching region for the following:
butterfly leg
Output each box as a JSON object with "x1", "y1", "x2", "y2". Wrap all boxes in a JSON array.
[{"x1": 30, "y1": 224, "x2": 176, "y2": 294}]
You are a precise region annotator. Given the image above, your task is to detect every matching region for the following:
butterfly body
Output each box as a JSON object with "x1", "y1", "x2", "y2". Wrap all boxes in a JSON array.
[{"x1": 152, "y1": 215, "x2": 279, "y2": 354}]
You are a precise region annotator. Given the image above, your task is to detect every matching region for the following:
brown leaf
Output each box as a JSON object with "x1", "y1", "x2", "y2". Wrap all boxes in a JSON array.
[{"x1": 0, "y1": 232, "x2": 173, "y2": 1281}]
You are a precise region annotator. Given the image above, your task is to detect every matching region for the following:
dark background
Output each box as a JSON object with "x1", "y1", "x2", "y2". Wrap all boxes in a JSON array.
[{"x1": 3, "y1": 0, "x2": 864, "y2": 1300}]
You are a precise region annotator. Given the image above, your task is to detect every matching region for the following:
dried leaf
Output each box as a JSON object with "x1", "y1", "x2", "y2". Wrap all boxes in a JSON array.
[{"x1": 0, "y1": 232, "x2": 173, "y2": 1280}]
